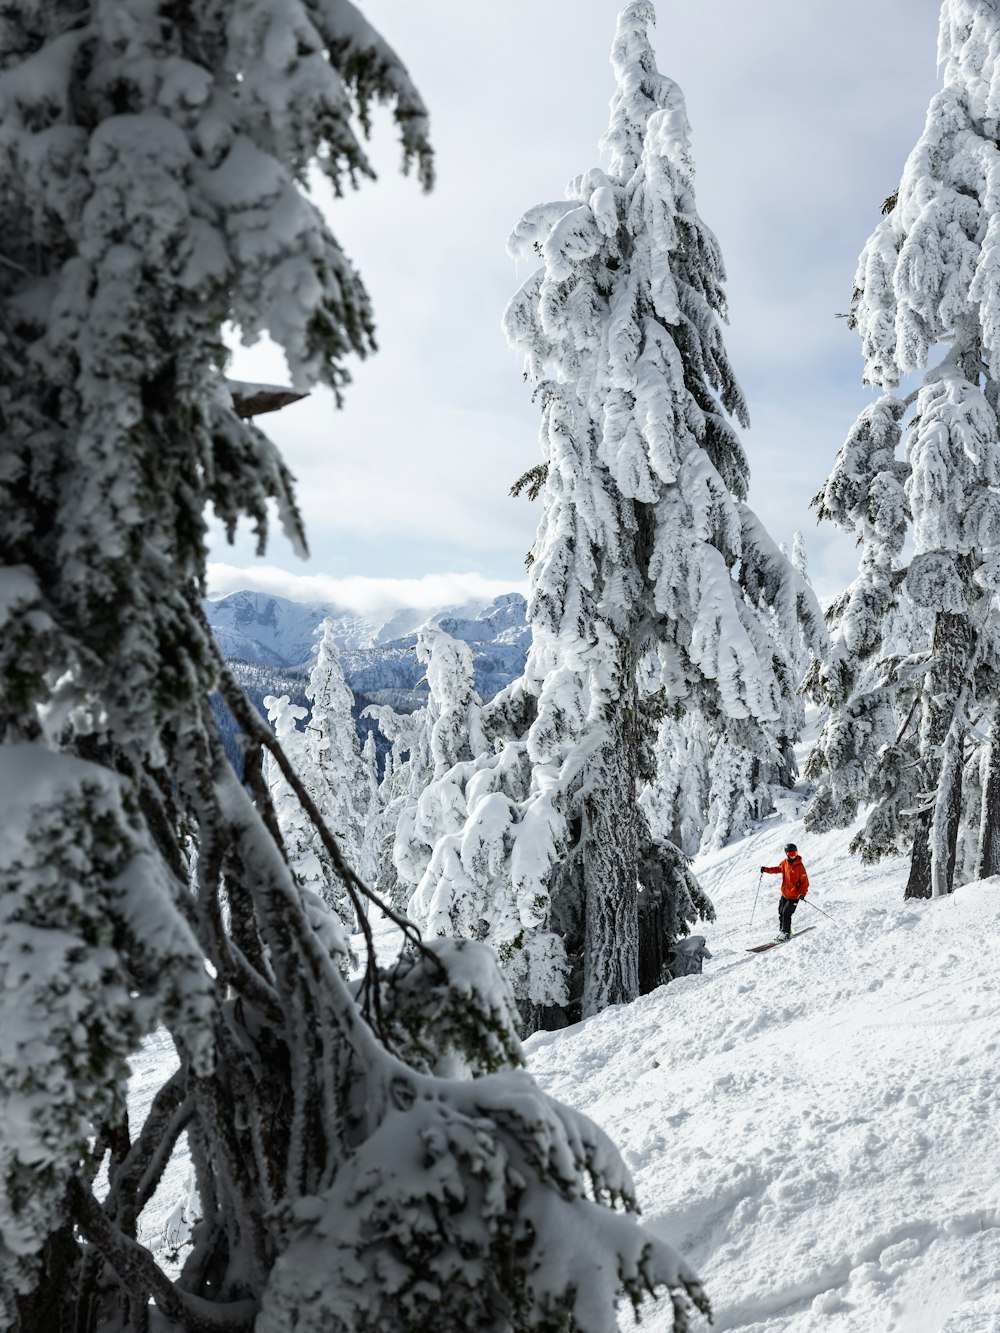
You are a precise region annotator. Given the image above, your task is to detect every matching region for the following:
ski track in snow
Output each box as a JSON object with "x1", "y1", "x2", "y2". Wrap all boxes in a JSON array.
[{"x1": 125, "y1": 787, "x2": 1000, "y2": 1330}]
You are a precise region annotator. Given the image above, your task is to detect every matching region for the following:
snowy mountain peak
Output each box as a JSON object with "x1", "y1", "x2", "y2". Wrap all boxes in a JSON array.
[
  {"x1": 206, "y1": 589, "x2": 529, "y2": 668},
  {"x1": 207, "y1": 593, "x2": 326, "y2": 664},
  {"x1": 205, "y1": 588, "x2": 529, "y2": 706}
]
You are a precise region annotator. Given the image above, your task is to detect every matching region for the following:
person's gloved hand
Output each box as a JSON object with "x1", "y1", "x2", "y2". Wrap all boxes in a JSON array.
[{"x1": 760, "y1": 866, "x2": 767, "y2": 874}]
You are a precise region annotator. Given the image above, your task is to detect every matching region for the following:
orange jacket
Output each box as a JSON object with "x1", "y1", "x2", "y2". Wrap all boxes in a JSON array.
[{"x1": 763, "y1": 856, "x2": 809, "y2": 900}]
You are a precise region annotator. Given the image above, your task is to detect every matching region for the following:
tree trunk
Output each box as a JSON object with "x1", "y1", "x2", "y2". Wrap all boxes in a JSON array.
[
  {"x1": 581, "y1": 650, "x2": 639, "y2": 1017},
  {"x1": 776, "y1": 735, "x2": 797, "y2": 790},
  {"x1": 16, "y1": 1222, "x2": 79, "y2": 1332},
  {"x1": 637, "y1": 888, "x2": 665, "y2": 996},
  {"x1": 977, "y1": 704, "x2": 1000, "y2": 879},
  {"x1": 905, "y1": 812, "x2": 932, "y2": 899},
  {"x1": 905, "y1": 610, "x2": 976, "y2": 899},
  {"x1": 930, "y1": 712, "x2": 965, "y2": 897}
]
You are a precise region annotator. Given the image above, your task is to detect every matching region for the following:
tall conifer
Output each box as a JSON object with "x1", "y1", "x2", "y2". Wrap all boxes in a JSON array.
[
  {"x1": 808, "y1": 0, "x2": 1000, "y2": 897},
  {"x1": 407, "y1": 1, "x2": 821, "y2": 1022}
]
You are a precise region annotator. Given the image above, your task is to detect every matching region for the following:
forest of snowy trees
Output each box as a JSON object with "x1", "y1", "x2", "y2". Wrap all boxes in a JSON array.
[{"x1": 1, "y1": 0, "x2": 997, "y2": 1329}]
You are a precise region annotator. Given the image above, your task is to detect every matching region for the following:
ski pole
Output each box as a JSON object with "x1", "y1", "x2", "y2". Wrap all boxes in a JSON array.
[
  {"x1": 750, "y1": 871, "x2": 763, "y2": 927},
  {"x1": 801, "y1": 895, "x2": 836, "y2": 923}
]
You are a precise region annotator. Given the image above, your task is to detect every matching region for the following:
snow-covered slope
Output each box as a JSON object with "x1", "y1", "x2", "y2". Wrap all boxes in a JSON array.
[{"x1": 527, "y1": 797, "x2": 1000, "y2": 1332}]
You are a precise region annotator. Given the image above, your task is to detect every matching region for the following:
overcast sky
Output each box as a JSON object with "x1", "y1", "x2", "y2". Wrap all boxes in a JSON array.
[{"x1": 213, "y1": 0, "x2": 944, "y2": 614}]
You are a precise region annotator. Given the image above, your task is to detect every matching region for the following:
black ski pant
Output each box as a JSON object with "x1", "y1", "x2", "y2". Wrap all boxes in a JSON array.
[{"x1": 778, "y1": 896, "x2": 798, "y2": 937}]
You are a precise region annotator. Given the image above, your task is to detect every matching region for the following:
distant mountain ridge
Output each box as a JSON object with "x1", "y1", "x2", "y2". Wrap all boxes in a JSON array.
[{"x1": 205, "y1": 588, "x2": 530, "y2": 706}]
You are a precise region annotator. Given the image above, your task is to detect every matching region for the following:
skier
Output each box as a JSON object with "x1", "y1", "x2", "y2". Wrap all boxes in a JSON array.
[{"x1": 761, "y1": 843, "x2": 809, "y2": 941}]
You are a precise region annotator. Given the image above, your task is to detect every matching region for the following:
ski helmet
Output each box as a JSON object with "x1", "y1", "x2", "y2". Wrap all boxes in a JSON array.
[{"x1": 784, "y1": 842, "x2": 798, "y2": 854}]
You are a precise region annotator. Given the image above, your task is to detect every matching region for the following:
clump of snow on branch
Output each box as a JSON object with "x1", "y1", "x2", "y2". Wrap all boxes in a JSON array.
[
  {"x1": 257, "y1": 1059, "x2": 709, "y2": 1333},
  {"x1": 0, "y1": 747, "x2": 212, "y2": 1303}
]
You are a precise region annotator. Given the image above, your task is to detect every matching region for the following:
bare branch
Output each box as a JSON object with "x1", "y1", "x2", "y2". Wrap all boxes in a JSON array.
[{"x1": 69, "y1": 1177, "x2": 256, "y2": 1331}]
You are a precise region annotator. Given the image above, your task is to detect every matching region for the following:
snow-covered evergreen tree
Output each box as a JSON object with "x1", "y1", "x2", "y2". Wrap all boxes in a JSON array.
[
  {"x1": 806, "y1": 399, "x2": 932, "y2": 866},
  {"x1": 0, "y1": 4, "x2": 708, "y2": 1329},
  {"x1": 791, "y1": 531, "x2": 810, "y2": 583},
  {"x1": 301, "y1": 620, "x2": 374, "y2": 868},
  {"x1": 377, "y1": 692, "x2": 438, "y2": 895},
  {"x1": 357, "y1": 725, "x2": 381, "y2": 883},
  {"x1": 808, "y1": 0, "x2": 1000, "y2": 898},
  {"x1": 784, "y1": 531, "x2": 812, "y2": 751},
  {"x1": 406, "y1": 1, "x2": 822, "y2": 1022},
  {"x1": 263, "y1": 621, "x2": 372, "y2": 939},
  {"x1": 391, "y1": 622, "x2": 490, "y2": 887},
  {"x1": 361, "y1": 697, "x2": 432, "y2": 907},
  {"x1": 647, "y1": 513, "x2": 816, "y2": 852},
  {"x1": 362, "y1": 621, "x2": 487, "y2": 908}
]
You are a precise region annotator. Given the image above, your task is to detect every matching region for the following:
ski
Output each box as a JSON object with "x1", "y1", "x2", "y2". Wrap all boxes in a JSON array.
[{"x1": 747, "y1": 926, "x2": 816, "y2": 954}]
